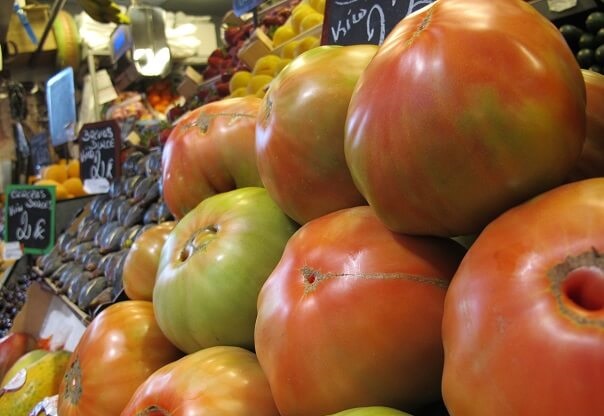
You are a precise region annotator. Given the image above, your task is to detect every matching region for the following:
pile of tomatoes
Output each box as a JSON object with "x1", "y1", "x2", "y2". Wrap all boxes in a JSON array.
[{"x1": 46, "y1": 1, "x2": 604, "y2": 415}]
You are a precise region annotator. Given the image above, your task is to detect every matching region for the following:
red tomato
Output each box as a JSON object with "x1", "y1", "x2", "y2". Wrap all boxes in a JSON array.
[
  {"x1": 121, "y1": 346, "x2": 280, "y2": 416},
  {"x1": 442, "y1": 178, "x2": 604, "y2": 415},
  {"x1": 345, "y1": 0, "x2": 586, "y2": 237},
  {"x1": 122, "y1": 221, "x2": 176, "y2": 301},
  {"x1": 162, "y1": 96, "x2": 263, "y2": 219},
  {"x1": 58, "y1": 301, "x2": 183, "y2": 416},
  {"x1": 568, "y1": 69, "x2": 604, "y2": 180},
  {"x1": 256, "y1": 45, "x2": 377, "y2": 225},
  {"x1": 255, "y1": 206, "x2": 466, "y2": 416}
]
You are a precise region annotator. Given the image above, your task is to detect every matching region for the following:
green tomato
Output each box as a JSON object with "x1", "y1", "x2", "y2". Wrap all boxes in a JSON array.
[{"x1": 153, "y1": 187, "x2": 298, "y2": 353}]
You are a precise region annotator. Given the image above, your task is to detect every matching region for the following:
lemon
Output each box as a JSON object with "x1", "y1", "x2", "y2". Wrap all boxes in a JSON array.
[
  {"x1": 41, "y1": 164, "x2": 68, "y2": 183},
  {"x1": 229, "y1": 70, "x2": 253, "y2": 93},
  {"x1": 253, "y1": 54, "x2": 282, "y2": 76},
  {"x1": 280, "y1": 40, "x2": 301, "y2": 59},
  {"x1": 63, "y1": 177, "x2": 86, "y2": 197},
  {"x1": 229, "y1": 86, "x2": 250, "y2": 98},
  {"x1": 300, "y1": 12, "x2": 324, "y2": 32},
  {"x1": 272, "y1": 24, "x2": 296, "y2": 47},
  {"x1": 295, "y1": 36, "x2": 320, "y2": 57},
  {"x1": 247, "y1": 74, "x2": 274, "y2": 95},
  {"x1": 274, "y1": 58, "x2": 292, "y2": 77},
  {"x1": 309, "y1": 0, "x2": 326, "y2": 13},
  {"x1": 66, "y1": 159, "x2": 80, "y2": 178},
  {"x1": 290, "y1": 3, "x2": 315, "y2": 33}
]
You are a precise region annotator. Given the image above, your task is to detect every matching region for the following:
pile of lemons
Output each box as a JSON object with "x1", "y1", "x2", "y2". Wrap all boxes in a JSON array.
[
  {"x1": 228, "y1": 0, "x2": 326, "y2": 99},
  {"x1": 33, "y1": 159, "x2": 86, "y2": 200}
]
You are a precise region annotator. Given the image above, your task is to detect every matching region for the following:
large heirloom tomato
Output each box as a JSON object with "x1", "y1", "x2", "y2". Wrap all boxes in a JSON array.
[
  {"x1": 121, "y1": 346, "x2": 280, "y2": 416},
  {"x1": 254, "y1": 206, "x2": 466, "y2": 416},
  {"x1": 442, "y1": 178, "x2": 604, "y2": 415},
  {"x1": 569, "y1": 69, "x2": 604, "y2": 180},
  {"x1": 345, "y1": 0, "x2": 586, "y2": 237},
  {"x1": 154, "y1": 187, "x2": 298, "y2": 353},
  {"x1": 256, "y1": 45, "x2": 377, "y2": 225},
  {"x1": 58, "y1": 301, "x2": 183, "y2": 416},
  {"x1": 122, "y1": 221, "x2": 175, "y2": 301},
  {"x1": 162, "y1": 96, "x2": 263, "y2": 219}
]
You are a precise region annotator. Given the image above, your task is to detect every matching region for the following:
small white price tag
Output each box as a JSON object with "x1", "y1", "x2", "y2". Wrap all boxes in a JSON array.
[
  {"x1": 83, "y1": 178, "x2": 110, "y2": 195},
  {"x1": 546, "y1": 0, "x2": 577, "y2": 12},
  {"x1": 2, "y1": 241, "x2": 23, "y2": 261}
]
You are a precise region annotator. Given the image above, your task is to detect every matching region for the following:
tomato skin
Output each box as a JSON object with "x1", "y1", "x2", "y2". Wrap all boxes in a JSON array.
[
  {"x1": 154, "y1": 187, "x2": 298, "y2": 354},
  {"x1": 162, "y1": 96, "x2": 263, "y2": 219},
  {"x1": 122, "y1": 221, "x2": 176, "y2": 301},
  {"x1": 442, "y1": 178, "x2": 604, "y2": 415},
  {"x1": 57, "y1": 301, "x2": 183, "y2": 416},
  {"x1": 568, "y1": 69, "x2": 604, "y2": 180},
  {"x1": 345, "y1": 0, "x2": 585, "y2": 237},
  {"x1": 255, "y1": 206, "x2": 466, "y2": 416},
  {"x1": 121, "y1": 346, "x2": 280, "y2": 416},
  {"x1": 256, "y1": 45, "x2": 378, "y2": 225}
]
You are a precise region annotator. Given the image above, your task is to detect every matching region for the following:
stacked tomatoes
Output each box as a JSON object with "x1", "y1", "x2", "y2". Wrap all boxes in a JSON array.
[{"x1": 53, "y1": 1, "x2": 604, "y2": 415}]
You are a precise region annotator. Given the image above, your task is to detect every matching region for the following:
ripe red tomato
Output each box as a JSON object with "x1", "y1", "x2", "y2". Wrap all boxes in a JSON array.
[
  {"x1": 162, "y1": 96, "x2": 263, "y2": 219},
  {"x1": 58, "y1": 301, "x2": 183, "y2": 416},
  {"x1": 568, "y1": 69, "x2": 604, "y2": 180},
  {"x1": 121, "y1": 346, "x2": 280, "y2": 416},
  {"x1": 256, "y1": 45, "x2": 377, "y2": 225},
  {"x1": 345, "y1": 0, "x2": 586, "y2": 237},
  {"x1": 255, "y1": 206, "x2": 466, "y2": 416},
  {"x1": 122, "y1": 221, "x2": 176, "y2": 301},
  {"x1": 442, "y1": 178, "x2": 604, "y2": 415}
]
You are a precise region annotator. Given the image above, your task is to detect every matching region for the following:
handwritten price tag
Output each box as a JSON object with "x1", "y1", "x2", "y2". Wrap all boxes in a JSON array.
[
  {"x1": 3, "y1": 185, "x2": 56, "y2": 255},
  {"x1": 78, "y1": 120, "x2": 121, "y2": 193},
  {"x1": 322, "y1": 0, "x2": 436, "y2": 46}
]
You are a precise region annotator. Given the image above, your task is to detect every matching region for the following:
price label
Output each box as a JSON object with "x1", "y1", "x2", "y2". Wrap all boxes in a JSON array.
[
  {"x1": 321, "y1": 0, "x2": 436, "y2": 46},
  {"x1": 78, "y1": 120, "x2": 121, "y2": 193},
  {"x1": 4, "y1": 185, "x2": 56, "y2": 255}
]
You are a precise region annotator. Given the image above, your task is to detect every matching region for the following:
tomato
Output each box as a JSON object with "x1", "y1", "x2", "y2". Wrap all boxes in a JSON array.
[
  {"x1": 0, "y1": 332, "x2": 36, "y2": 382},
  {"x1": 162, "y1": 96, "x2": 263, "y2": 219},
  {"x1": 327, "y1": 407, "x2": 412, "y2": 416},
  {"x1": 122, "y1": 221, "x2": 176, "y2": 301},
  {"x1": 58, "y1": 301, "x2": 183, "y2": 416},
  {"x1": 345, "y1": 0, "x2": 586, "y2": 237},
  {"x1": 442, "y1": 178, "x2": 604, "y2": 415},
  {"x1": 256, "y1": 45, "x2": 378, "y2": 225},
  {"x1": 121, "y1": 346, "x2": 280, "y2": 416},
  {"x1": 254, "y1": 206, "x2": 466, "y2": 416},
  {"x1": 568, "y1": 69, "x2": 604, "y2": 180},
  {"x1": 154, "y1": 187, "x2": 298, "y2": 354}
]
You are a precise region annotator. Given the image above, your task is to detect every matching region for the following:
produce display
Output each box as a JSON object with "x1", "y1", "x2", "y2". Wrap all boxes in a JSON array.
[
  {"x1": 558, "y1": 10, "x2": 604, "y2": 73},
  {"x1": 1, "y1": 0, "x2": 603, "y2": 415},
  {"x1": 33, "y1": 160, "x2": 85, "y2": 200},
  {"x1": 34, "y1": 147, "x2": 173, "y2": 316}
]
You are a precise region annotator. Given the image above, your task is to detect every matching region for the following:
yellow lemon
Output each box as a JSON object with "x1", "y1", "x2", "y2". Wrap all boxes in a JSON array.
[
  {"x1": 229, "y1": 70, "x2": 253, "y2": 93},
  {"x1": 67, "y1": 159, "x2": 80, "y2": 178},
  {"x1": 229, "y1": 86, "x2": 250, "y2": 98},
  {"x1": 300, "y1": 12, "x2": 324, "y2": 32},
  {"x1": 309, "y1": 0, "x2": 326, "y2": 13},
  {"x1": 252, "y1": 54, "x2": 282, "y2": 76},
  {"x1": 273, "y1": 58, "x2": 292, "y2": 77},
  {"x1": 34, "y1": 179, "x2": 69, "y2": 200},
  {"x1": 247, "y1": 74, "x2": 274, "y2": 95},
  {"x1": 280, "y1": 39, "x2": 301, "y2": 59},
  {"x1": 290, "y1": 3, "x2": 315, "y2": 33},
  {"x1": 295, "y1": 36, "x2": 320, "y2": 57},
  {"x1": 272, "y1": 24, "x2": 296, "y2": 47}
]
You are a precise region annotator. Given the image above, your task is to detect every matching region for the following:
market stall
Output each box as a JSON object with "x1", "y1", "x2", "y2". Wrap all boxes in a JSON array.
[{"x1": 1, "y1": 0, "x2": 603, "y2": 414}]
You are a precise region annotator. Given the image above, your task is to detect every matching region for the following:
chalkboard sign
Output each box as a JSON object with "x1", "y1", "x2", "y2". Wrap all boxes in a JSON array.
[
  {"x1": 321, "y1": 0, "x2": 437, "y2": 46},
  {"x1": 233, "y1": 0, "x2": 263, "y2": 17},
  {"x1": 78, "y1": 120, "x2": 121, "y2": 193},
  {"x1": 4, "y1": 185, "x2": 56, "y2": 255},
  {"x1": 29, "y1": 132, "x2": 52, "y2": 174}
]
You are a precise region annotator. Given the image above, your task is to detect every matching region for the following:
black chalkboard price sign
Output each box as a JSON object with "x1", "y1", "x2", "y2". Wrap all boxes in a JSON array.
[
  {"x1": 29, "y1": 132, "x2": 52, "y2": 173},
  {"x1": 78, "y1": 120, "x2": 121, "y2": 193},
  {"x1": 4, "y1": 185, "x2": 56, "y2": 255},
  {"x1": 321, "y1": 0, "x2": 437, "y2": 46}
]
